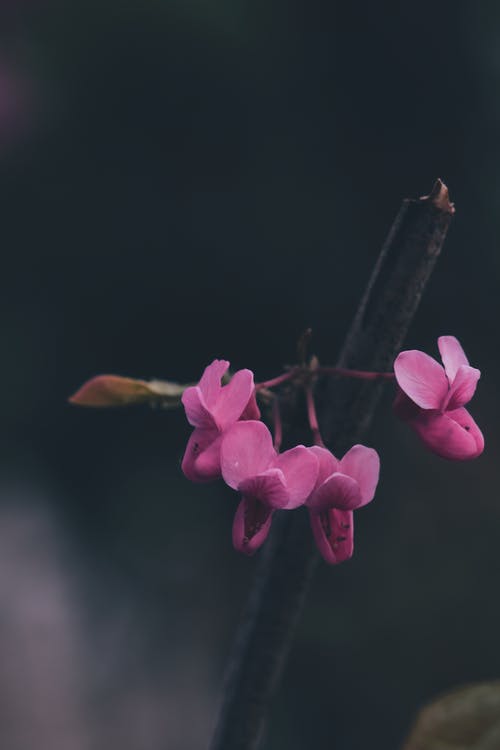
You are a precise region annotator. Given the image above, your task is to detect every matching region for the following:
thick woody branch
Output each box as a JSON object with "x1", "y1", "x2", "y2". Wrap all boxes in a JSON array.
[
  {"x1": 208, "y1": 180, "x2": 454, "y2": 750},
  {"x1": 321, "y1": 179, "x2": 454, "y2": 449}
]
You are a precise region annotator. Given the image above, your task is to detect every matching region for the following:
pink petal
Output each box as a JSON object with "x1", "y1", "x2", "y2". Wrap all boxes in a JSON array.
[
  {"x1": 408, "y1": 407, "x2": 484, "y2": 461},
  {"x1": 214, "y1": 368, "x2": 255, "y2": 430},
  {"x1": 309, "y1": 508, "x2": 354, "y2": 565},
  {"x1": 447, "y1": 408, "x2": 484, "y2": 458},
  {"x1": 309, "y1": 445, "x2": 340, "y2": 488},
  {"x1": 394, "y1": 350, "x2": 449, "y2": 409},
  {"x1": 220, "y1": 420, "x2": 276, "y2": 489},
  {"x1": 438, "y1": 336, "x2": 469, "y2": 383},
  {"x1": 198, "y1": 359, "x2": 229, "y2": 409},
  {"x1": 239, "y1": 468, "x2": 289, "y2": 509},
  {"x1": 339, "y1": 444, "x2": 380, "y2": 507},
  {"x1": 232, "y1": 496, "x2": 273, "y2": 555},
  {"x1": 239, "y1": 390, "x2": 261, "y2": 421},
  {"x1": 307, "y1": 473, "x2": 361, "y2": 513},
  {"x1": 181, "y1": 428, "x2": 222, "y2": 482},
  {"x1": 274, "y1": 446, "x2": 319, "y2": 509},
  {"x1": 445, "y1": 364, "x2": 481, "y2": 411},
  {"x1": 181, "y1": 386, "x2": 216, "y2": 430}
]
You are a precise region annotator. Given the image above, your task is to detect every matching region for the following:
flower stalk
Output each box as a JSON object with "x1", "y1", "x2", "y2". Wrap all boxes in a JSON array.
[
  {"x1": 272, "y1": 398, "x2": 283, "y2": 452},
  {"x1": 305, "y1": 384, "x2": 324, "y2": 447}
]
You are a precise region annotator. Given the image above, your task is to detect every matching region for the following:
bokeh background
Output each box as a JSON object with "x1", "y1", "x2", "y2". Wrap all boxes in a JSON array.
[{"x1": 1, "y1": 2, "x2": 500, "y2": 748}]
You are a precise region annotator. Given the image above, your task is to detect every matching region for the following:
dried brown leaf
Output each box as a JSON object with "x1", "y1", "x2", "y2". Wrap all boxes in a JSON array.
[{"x1": 69, "y1": 374, "x2": 188, "y2": 408}]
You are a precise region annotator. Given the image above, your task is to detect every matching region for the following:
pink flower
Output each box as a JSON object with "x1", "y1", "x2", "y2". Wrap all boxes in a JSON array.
[
  {"x1": 306, "y1": 445, "x2": 380, "y2": 565},
  {"x1": 181, "y1": 360, "x2": 258, "y2": 482},
  {"x1": 220, "y1": 421, "x2": 319, "y2": 555},
  {"x1": 393, "y1": 336, "x2": 484, "y2": 460}
]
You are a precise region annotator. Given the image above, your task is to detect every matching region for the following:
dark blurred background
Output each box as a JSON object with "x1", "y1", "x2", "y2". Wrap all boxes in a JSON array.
[{"x1": 1, "y1": 1, "x2": 499, "y2": 748}]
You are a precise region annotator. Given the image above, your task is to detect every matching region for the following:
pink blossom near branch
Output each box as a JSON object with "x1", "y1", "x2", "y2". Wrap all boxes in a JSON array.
[
  {"x1": 306, "y1": 445, "x2": 380, "y2": 564},
  {"x1": 393, "y1": 336, "x2": 484, "y2": 460},
  {"x1": 181, "y1": 360, "x2": 258, "y2": 482},
  {"x1": 220, "y1": 421, "x2": 319, "y2": 555}
]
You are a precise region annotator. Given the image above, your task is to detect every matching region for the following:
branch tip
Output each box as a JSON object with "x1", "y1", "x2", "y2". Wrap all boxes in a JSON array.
[{"x1": 422, "y1": 179, "x2": 455, "y2": 214}]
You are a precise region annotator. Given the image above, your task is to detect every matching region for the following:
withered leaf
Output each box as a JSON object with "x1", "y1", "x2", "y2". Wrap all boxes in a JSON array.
[{"x1": 69, "y1": 374, "x2": 189, "y2": 408}]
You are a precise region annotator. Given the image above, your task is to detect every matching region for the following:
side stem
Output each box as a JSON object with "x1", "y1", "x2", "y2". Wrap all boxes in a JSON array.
[
  {"x1": 272, "y1": 398, "x2": 283, "y2": 452},
  {"x1": 255, "y1": 370, "x2": 297, "y2": 390},
  {"x1": 305, "y1": 384, "x2": 324, "y2": 447},
  {"x1": 317, "y1": 366, "x2": 395, "y2": 380}
]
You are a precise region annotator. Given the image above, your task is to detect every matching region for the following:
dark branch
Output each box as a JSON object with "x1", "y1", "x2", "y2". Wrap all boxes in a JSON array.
[
  {"x1": 208, "y1": 180, "x2": 454, "y2": 750},
  {"x1": 321, "y1": 178, "x2": 454, "y2": 451}
]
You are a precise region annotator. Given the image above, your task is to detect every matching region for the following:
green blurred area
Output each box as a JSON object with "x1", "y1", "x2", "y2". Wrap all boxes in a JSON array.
[{"x1": 1, "y1": 1, "x2": 500, "y2": 748}]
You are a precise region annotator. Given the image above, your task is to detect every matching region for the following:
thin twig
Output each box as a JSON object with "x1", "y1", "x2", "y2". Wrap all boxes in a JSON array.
[
  {"x1": 255, "y1": 370, "x2": 297, "y2": 390},
  {"x1": 272, "y1": 398, "x2": 283, "y2": 452},
  {"x1": 305, "y1": 384, "x2": 324, "y2": 447},
  {"x1": 208, "y1": 180, "x2": 454, "y2": 750},
  {"x1": 317, "y1": 366, "x2": 395, "y2": 380}
]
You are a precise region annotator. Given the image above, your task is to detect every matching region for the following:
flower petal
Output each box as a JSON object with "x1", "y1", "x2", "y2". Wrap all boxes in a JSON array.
[
  {"x1": 309, "y1": 445, "x2": 339, "y2": 488},
  {"x1": 309, "y1": 508, "x2": 354, "y2": 565},
  {"x1": 232, "y1": 496, "x2": 273, "y2": 555},
  {"x1": 220, "y1": 420, "x2": 276, "y2": 489},
  {"x1": 408, "y1": 407, "x2": 484, "y2": 461},
  {"x1": 181, "y1": 386, "x2": 215, "y2": 430},
  {"x1": 307, "y1": 473, "x2": 361, "y2": 513},
  {"x1": 445, "y1": 364, "x2": 481, "y2": 411},
  {"x1": 239, "y1": 468, "x2": 289, "y2": 509},
  {"x1": 447, "y1": 408, "x2": 484, "y2": 458},
  {"x1": 181, "y1": 428, "x2": 222, "y2": 482},
  {"x1": 239, "y1": 390, "x2": 261, "y2": 421},
  {"x1": 394, "y1": 350, "x2": 449, "y2": 409},
  {"x1": 197, "y1": 359, "x2": 229, "y2": 409},
  {"x1": 339, "y1": 444, "x2": 380, "y2": 507},
  {"x1": 274, "y1": 446, "x2": 319, "y2": 509},
  {"x1": 438, "y1": 336, "x2": 469, "y2": 383},
  {"x1": 214, "y1": 368, "x2": 255, "y2": 430}
]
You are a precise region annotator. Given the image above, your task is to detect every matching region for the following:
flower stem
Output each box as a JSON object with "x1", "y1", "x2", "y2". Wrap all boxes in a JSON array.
[
  {"x1": 305, "y1": 385, "x2": 324, "y2": 447},
  {"x1": 255, "y1": 370, "x2": 297, "y2": 390},
  {"x1": 317, "y1": 366, "x2": 395, "y2": 380},
  {"x1": 272, "y1": 398, "x2": 283, "y2": 452}
]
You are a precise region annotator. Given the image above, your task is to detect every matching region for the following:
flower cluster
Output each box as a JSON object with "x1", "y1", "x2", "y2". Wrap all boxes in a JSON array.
[
  {"x1": 181, "y1": 359, "x2": 380, "y2": 563},
  {"x1": 181, "y1": 336, "x2": 483, "y2": 563},
  {"x1": 70, "y1": 334, "x2": 484, "y2": 565}
]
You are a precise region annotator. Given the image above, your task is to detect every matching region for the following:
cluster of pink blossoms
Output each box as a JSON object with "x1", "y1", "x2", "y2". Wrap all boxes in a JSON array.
[
  {"x1": 181, "y1": 359, "x2": 379, "y2": 563},
  {"x1": 181, "y1": 336, "x2": 483, "y2": 564}
]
